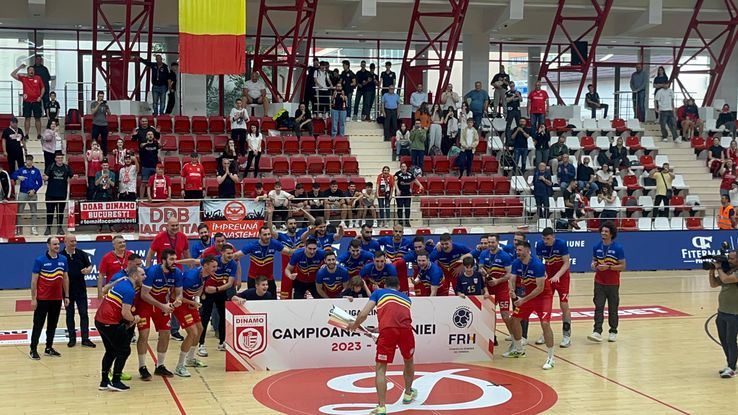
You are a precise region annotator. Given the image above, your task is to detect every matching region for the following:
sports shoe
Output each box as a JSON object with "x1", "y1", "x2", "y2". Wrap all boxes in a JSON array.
[
  {"x1": 29, "y1": 349, "x2": 40, "y2": 360},
  {"x1": 542, "y1": 358, "x2": 555, "y2": 370},
  {"x1": 402, "y1": 388, "x2": 418, "y2": 404},
  {"x1": 33, "y1": 227, "x2": 40, "y2": 235},
  {"x1": 154, "y1": 365, "x2": 174, "y2": 378},
  {"x1": 521, "y1": 337, "x2": 528, "y2": 346},
  {"x1": 67, "y1": 339, "x2": 76, "y2": 348},
  {"x1": 170, "y1": 331, "x2": 185, "y2": 341},
  {"x1": 502, "y1": 349, "x2": 526, "y2": 358},
  {"x1": 81, "y1": 339, "x2": 97, "y2": 348},
  {"x1": 719, "y1": 366, "x2": 731, "y2": 374},
  {"x1": 56, "y1": 226, "x2": 64, "y2": 235},
  {"x1": 130, "y1": 335, "x2": 137, "y2": 344},
  {"x1": 370, "y1": 406, "x2": 387, "y2": 415},
  {"x1": 587, "y1": 332, "x2": 603, "y2": 343},
  {"x1": 186, "y1": 358, "x2": 208, "y2": 368},
  {"x1": 720, "y1": 368, "x2": 736, "y2": 378},
  {"x1": 559, "y1": 336, "x2": 571, "y2": 348},
  {"x1": 44, "y1": 347, "x2": 61, "y2": 357},
  {"x1": 109, "y1": 372, "x2": 132, "y2": 381},
  {"x1": 217, "y1": 342, "x2": 226, "y2": 351},
  {"x1": 197, "y1": 344, "x2": 208, "y2": 357},
  {"x1": 108, "y1": 381, "x2": 130, "y2": 391},
  {"x1": 174, "y1": 365, "x2": 191, "y2": 377},
  {"x1": 139, "y1": 366, "x2": 152, "y2": 381},
  {"x1": 608, "y1": 333, "x2": 617, "y2": 342},
  {"x1": 98, "y1": 380, "x2": 110, "y2": 391},
  {"x1": 504, "y1": 335, "x2": 512, "y2": 341},
  {"x1": 535, "y1": 335, "x2": 545, "y2": 345}
]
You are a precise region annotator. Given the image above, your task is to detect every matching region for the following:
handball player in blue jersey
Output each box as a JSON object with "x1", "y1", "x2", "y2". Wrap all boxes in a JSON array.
[
  {"x1": 377, "y1": 224, "x2": 413, "y2": 262},
  {"x1": 535, "y1": 227, "x2": 573, "y2": 347},
  {"x1": 357, "y1": 223, "x2": 381, "y2": 253},
  {"x1": 429, "y1": 233, "x2": 470, "y2": 295},
  {"x1": 414, "y1": 250, "x2": 443, "y2": 296},
  {"x1": 285, "y1": 238, "x2": 326, "y2": 299},
  {"x1": 301, "y1": 217, "x2": 345, "y2": 251},
  {"x1": 338, "y1": 239, "x2": 374, "y2": 278},
  {"x1": 349, "y1": 276, "x2": 418, "y2": 415},
  {"x1": 468, "y1": 235, "x2": 490, "y2": 260},
  {"x1": 267, "y1": 208, "x2": 315, "y2": 299},
  {"x1": 316, "y1": 251, "x2": 350, "y2": 298},
  {"x1": 234, "y1": 226, "x2": 294, "y2": 298},
  {"x1": 360, "y1": 251, "x2": 398, "y2": 291}
]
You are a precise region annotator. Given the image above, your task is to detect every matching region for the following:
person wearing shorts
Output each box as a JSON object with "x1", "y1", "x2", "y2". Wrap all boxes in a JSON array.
[
  {"x1": 11, "y1": 63, "x2": 44, "y2": 140},
  {"x1": 536, "y1": 227, "x2": 573, "y2": 348},
  {"x1": 479, "y1": 234, "x2": 513, "y2": 345},
  {"x1": 349, "y1": 276, "x2": 418, "y2": 415},
  {"x1": 503, "y1": 241, "x2": 556, "y2": 371}
]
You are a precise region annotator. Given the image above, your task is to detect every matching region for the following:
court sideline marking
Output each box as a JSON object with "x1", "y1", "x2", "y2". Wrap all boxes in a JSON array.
[{"x1": 147, "y1": 345, "x2": 187, "y2": 415}]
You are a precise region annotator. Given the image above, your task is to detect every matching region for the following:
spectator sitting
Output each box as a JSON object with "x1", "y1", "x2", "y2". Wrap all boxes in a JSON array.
[
  {"x1": 354, "y1": 182, "x2": 378, "y2": 226},
  {"x1": 307, "y1": 182, "x2": 323, "y2": 213},
  {"x1": 395, "y1": 122, "x2": 411, "y2": 158},
  {"x1": 585, "y1": 84, "x2": 608, "y2": 119},
  {"x1": 251, "y1": 182, "x2": 266, "y2": 200},
  {"x1": 409, "y1": 120, "x2": 427, "y2": 172},
  {"x1": 322, "y1": 180, "x2": 347, "y2": 226},
  {"x1": 86, "y1": 141, "x2": 104, "y2": 200},
  {"x1": 608, "y1": 136, "x2": 630, "y2": 169},
  {"x1": 345, "y1": 182, "x2": 361, "y2": 227},
  {"x1": 93, "y1": 159, "x2": 116, "y2": 201},
  {"x1": 443, "y1": 107, "x2": 459, "y2": 155},
  {"x1": 719, "y1": 159, "x2": 736, "y2": 197},
  {"x1": 293, "y1": 103, "x2": 314, "y2": 137},
  {"x1": 576, "y1": 156, "x2": 599, "y2": 197},
  {"x1": 138, "y1": 130, "x2": 160, "y2": 195},
  {"x1": 549, "y1": 135, "x2": 569, "y2": 172},
  {"x1": 509, "y1": 117, "x2": 531, "y2": 171},
  {"x1": 683, "y1": 98, "x2": 704, "y2": 138},
  {"x1": 291, "y1": 183, "x2": 310, "y2": 221},
  {"x1": 726, "y1": 140, "x2": 738, "y2": 165},
  {"x1": 118, "y1": 154, "x2": 138, "y2": 202},
  {"x1": 131, "y1": 117, "x2": 160, "y2": 142},
  {"x1": 410, "y1": 83, "x2": 427, "y2": 114},
  {"x1": 147, "y1": 163, "x2": 171, "y2": 201},
  {"x1": 595, "y1": 162, "x2": 615, "y2": 189},
  {"x1": 218, "y1": 138, "x2": 238, "y2": 171},
  {"x1": 557, "y1": 153, "x2": 576, "y2": 189},
  {"x1": 41, "y1": 120, "x2": 63, "y2": 168},
  {"x1": 597, "y1": 183, "x2": 618, "y2": 219},
  {"x1": 243, "y1": 71, "x2": 270, "y2": 116},
  {"x1": 717, "y1": 104, "x2": 736, "y2": 139},
  {"x1": 243, "y1": 123, "x2": 263, "y2": 178},
  {"x1": 708, "y1": 136, "x2": 725, "y2": 177},
  {"x1": 268, "y1": 181, "x2": 294, "y2": 225},
  {"x1": 562, "y1": 181, "x2": 584, "y2": 230},
  {"x1": 216, "y1": 158, "x2": 239, "y2": 199}
]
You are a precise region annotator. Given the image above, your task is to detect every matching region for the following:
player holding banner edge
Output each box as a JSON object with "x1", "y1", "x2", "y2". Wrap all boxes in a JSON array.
[{"x1": 348, "y1": 276, "x2": 418, "y2": 415}]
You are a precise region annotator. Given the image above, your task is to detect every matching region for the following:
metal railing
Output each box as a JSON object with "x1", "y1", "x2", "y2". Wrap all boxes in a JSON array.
[
  {"x1": 63, "y1": 81, "x2": 93, "y2": 114},
  {"x1": 0, "y1": 81, "x2": 16, "y2": 115}
]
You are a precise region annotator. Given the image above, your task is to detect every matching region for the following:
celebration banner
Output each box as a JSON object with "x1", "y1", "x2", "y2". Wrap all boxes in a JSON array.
[
  {"x1": 202, "y1": 199, "x2": 265, "y2": 239},
  {"x1": 79, "y1": 201, "x2": 137, "y2": 225},
  {"x1": 137, "y1": 201, "x2": 201, "y2": 238}
]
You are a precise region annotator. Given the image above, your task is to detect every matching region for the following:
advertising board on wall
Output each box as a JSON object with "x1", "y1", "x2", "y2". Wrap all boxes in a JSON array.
[
  {"x1": 137, "y1": 201, "x2": 201, "y2": 238},
  {"x1": 202, "y1": 199, "x2": 265, "y2": 238},
  {"x1": 79, "y1": 201, "x2": 137, "y2": 225}
]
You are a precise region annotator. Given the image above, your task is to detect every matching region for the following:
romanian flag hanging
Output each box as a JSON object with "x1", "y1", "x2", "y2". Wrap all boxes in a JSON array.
[{"x1": 178, "y1": 0, "x2": 246, "y2": 75}]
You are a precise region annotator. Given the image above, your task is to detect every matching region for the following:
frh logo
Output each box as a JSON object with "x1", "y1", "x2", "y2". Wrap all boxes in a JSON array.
[
  {"x1": 452, "y1": 306, "x2": 473, "y2": 329},
  {"x1": 449, "y1": 333, "x2": 476, "y2": 345},
  {"x1": 233, "y1": 313, "x2": 267, "y2": 358}
]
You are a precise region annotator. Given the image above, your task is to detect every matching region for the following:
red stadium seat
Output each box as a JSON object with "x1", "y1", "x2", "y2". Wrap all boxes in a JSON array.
[
  {"x1": 202, "y1": 155, "x2": 217, "y2": 172},
  {"x1": 620, "y1": 195, "x2": 641, "y2": 214},
  {"x1": 334, "y1": 137, "x2": 350, "y2": 155},
  {"x1": 342, "y1": 156, "x2": 359, "y2": 175},
  {"x1": 426, "y1": 176, "x2": 444, "y2": 196},
  {"x1": 66, "y1": 134, "x2": 84, "y2": 153},
  {"x1": 173, "y1": 116, "x2": 190, "y2": 134},
  {"x1": 461, "y1": 176, "x2": 478, "y2": 194},
  {"x1": 670, "y1": 195, "x2": 690, "y2": 215},
  {"x1": 452, "y1": 227, "x2": 468, "y2": 234},
  {"x1": 123, "y1": 135, "x2": 138, "y2": 152},
  {"x1": 445, "y1": 178, "x2": 461, "y2": 195},
  {"x1": 625, "y1": 135, "x2": 642, "y2": 151},
  {"x1": 272, "y1": 156, "x2": 290, "y2": 176},
  {"x1": 504, "y1": 198, "x2": 523, "y2": 217},
  {"x1": 313, "y1": 175, "x2": 331, "y2": 190},
  {"x1": 622, "y1": 175, "x2": 642, "y2": 191},
  {"x1": 170, "y1": 177, "x2": 183, "y2": 198},
  {"x1": 119, "y1": 115, "x2": 136, "y2": 132},
  {"x1": 83, "y1": 114, "x2": 93, "y2": 132},
  {"x1": 208, "y1": 116, "x2": 226, "y2": 134},
  {"x1": 307, "y1": 155, "x2": 324, "y2": 175},
  {"x1": 324, "y1": 155, "x2": 341, "y2": 175},
  {"x1": 334, "y1": 176, "x2": 349, "y2": 191},
  {"x1": 8, "y1": 236, "x2": 26, "y2": 243},
  {"x1": 296, "y1": 176, "x2": 313, "y2": 190},
  {"x1": 691, "y1": 136, "x2": 706, "y2": 151},
  {"x1": 587, "y1": 218, "x2": 601, "y2": 232},
  {"x1": 433, "y1": 156, "x2": 450, "y2": 174},
  {"x1": 471, "y1": 198, "x2": 491, "y2": 217},
  {"x1": 96, "y1": 235, "x2": 113, "y2": 241},
  {"x1": 241, "y1": 178, "x2": 259, "y2": 197},
  {"x1": 277, "y1": 177, "x2": 295, "y2": 193},
  {"x1": 191, "y1": 116, "x2": 208, "y2": 134},
  {"x1": 160, "y1": 135, "x2": 178, "y2": 152},
  {"x1": 490, "y1": 198, "x2": 505, "y2": 217},
  {"x1": 257, "y1": 155, "x2": 272, "y2": 175},
  {"x1": 213, "y1": 135, "x2": 229, "y2": 152},
  {"x1": 438, "y1": 199, "x2": 456, "y2": 217},
  {"x1": 618, "y1": 218, "x2": 638, "y2": 231},
  {"x1": 178, "y1": 135, "x2": 195, "y2": 154},
  {"x1": 639, "y1": 155, "x2": 655, "y2": 170},
  {"x1": 290, "y1": 155, "x2": 307, "y2": 176},
  {"x1": 416, "y1": 228, "x2": 431, "y2": 235},
  {"x1": 580, "y1": 135, "x2": 597, "y2": 152},
  {"x1": 493, "y1": 176, "x2": 511, "y2": 194},
  {"x1": 471, "y1": 157, "x2": 482, "y2": 174},
  {"x1": 195, "y1": 135, "x2": 213, "y2": 153},
  {"x1": 317, "y1": 136, "x2": 333, "y2": 154},
  {"x1": 69, "y1": 177, "x2": 87, "y2": 199},
  {"x1": 544, "y1": 119, "x2": 552, "y2": 129},
  {"x1": 283, "y1": 136, "x2": 299, "y2": 154},
  {"x1": 105, "y1": 115, "x2": 119, "y2": 132},
  {"x1": 264, "y1": 136, "x2": 282, "y2": 154},
  {"x1": 205, "y1": 177, "x2": 219, "y2": 197},
  {"x1": 155, "y1": 116, "x2": 173, "y2": 133},
  {"x1": 454, "y1": 199, "x2": 472, "y2": 218},
  {"x1": 552, "y1": 118, "x2": 568, "y2": 133},
  {"x1": 68, "y1": 155, "x2": 85, "y2": 175},
  {"x1": 475, "y1": 139, "x2": 487, "y2": 155},
  {"x1": 164, "y1": 156, "x2": 181, "y2": 175},
  {"x1": 611, "y1": 118, "x2": 628, "y2": 134},
  {"x1": 349, "y1": 176, "x2": 366, "y2": 191},
  {"x1": 300, "y1": 136, "x2": 317, "y2": 154},
  {"x1": 478, "y1": 177, "x2": 494, "y2": 195},
  {"x1": 686, "y1": 217, "x2": 703, "y2": 230},
  {"x1": 481, "y1": 155, "x2": 499, "y2": 174},
  {"x1": 423, "y1": 157, "x2": 433, "y2": 173},
  {"x1": 343, "y1": 230, "x2": 358, "y2": 237}
]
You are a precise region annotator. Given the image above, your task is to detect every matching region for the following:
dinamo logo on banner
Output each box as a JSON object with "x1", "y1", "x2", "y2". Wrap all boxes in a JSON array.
[
  {"x1": 224, "y1": 296, "x2": 496, "y2": 372},
  {"x1": 202, "y1": 199, "x2": 265, "y2": 239}
]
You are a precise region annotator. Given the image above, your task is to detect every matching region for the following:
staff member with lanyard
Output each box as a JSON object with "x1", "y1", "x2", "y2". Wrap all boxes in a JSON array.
[
  {"x1": 95, "y1": 263, "x2": 144, "y2": 391},
  {"x1": 61, "y1": 234, "x2": 96, "y2": 348}
]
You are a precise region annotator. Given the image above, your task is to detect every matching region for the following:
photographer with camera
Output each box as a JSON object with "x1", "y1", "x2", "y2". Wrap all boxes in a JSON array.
[{"x1": 708, "y1": 249, "x2": 738, "y2": 378}]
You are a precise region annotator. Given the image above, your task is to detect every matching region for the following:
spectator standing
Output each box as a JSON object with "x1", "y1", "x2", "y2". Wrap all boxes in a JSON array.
[
  {"x1": 111, "y1": 138, "x2": 131, "y2": 172},
  {"x1": 428, "y1": 104, "x2": 444, "y2": 153},
  {"x1": 464, "y1": 82, "x2": 489, "y2": 128},
  {"x1": 557, "y1": 154, "x2": 576, "y2": 189},
  {"x1": 11, "y1": 63, "x2": 44, "y2": 140},
  {"x1": 147, "y1": 163, "x2": 171, "y2": 201},
  {"x1": 41, "y1": 120, "x2": 63, "y2": 169},
  {"x1": 395, "y1": 123, "x2": 411, "y2": 159},
  {"x1": 707, "y1": 250, "x2": 738, "y2": 379},
  {"x1": 394, "y1": 163, "x2": 423, "y2": 227},
  {"x1": 630, "y1": 64, "x2": 648, "y2": 122},
  {"x1": 12, "y1": 154, "x2": 43, "y2": 236},
  {"x1": 90, "y1": 91, "x2": 111, "y2": 155},
  {"x1": 293, "y1": 103, "x2": 314, "y2": 137},
  {"x1": 2, "y1": 117, "x2": 25, "y2": 174},
  {"x1": 382, "y1": 85, "x2": 401, "y2": 142},
  {"x1": 409, "y1": 120, "x2": 427, "y2": 171},
  {"x1": 0, "y1": 164, "x2": 10, "y2": 202},
  {"x1": 131, "y1": 117, "x2": 160, "y2": 142},
  {"x1": 416, "y1": 103, "x2": 431, "y2": 130},
  {"x1": 527, "y1": 81, "x2": 549, "y2": 132},
  {"x1": 458, "y1": 118, "x2": 479, "y2": 178},
  {"x1": 510, "y1": 118, "x2": 531, "y2": 171},
  {"x1": 379, "y1": 61, "x2": 397, "y2": 97},
  {"x1": 86, "y1": 141, "x2": 104, "y2": 199},
  {"x1": 181, "y1": 153, "x2": 204, "y2": 199},
  {"x1": 650, "y1": 162, "x2": 674, "y2": 217},
  {"x1": 60, "y1": 234, "x2": 95, "y2": 348},
  {"x1": 443, "y1": 109, "x2": 459, "y2": 155},
  {"x1": 376, "y1": 166, "x2": 395, "y2": 227},
  {"x1": 718, "y1": 194, "x2": 737, "y2": 230},
  {"x1": 340, "y1": 60, "x2": 357, "y2": 119},
  {"x1": 588, "y1": 222, "x2": 626, "y2": 343},
  {"x1": 653, "y1": 66, "x2": 669, "y2": 95},
  {"x1": 533, "y1": 123, "x2": 551, "y2": 167},
  {"x1": 268, "y1": 181, "x2": 294, "y2": 225},
  {"x1": 93, "y1": 159, "x2": 116, "y2": 202},
  {"x1": 31, "y1": 55, "x2": 52, "y2": 110},
  {"x1": 314, "y1": 61, "x2": 332, "y2": 116},
  {"x1": 304, "y1": 58, "x2": 320, "y2": 112},
  {"x1": 441, "y1": 84, "x2": 460, "y2": 112},
  {"x1": 532, "y1": 162, "x2": 553, "y2": 218},
  {"x1": 330, "y1": 84, "x2": 348, "y2": 138},
  {"x1": 46, "y1": 91, "x2": 61, "y2": 125},
  {"x1": 548, "y1": 135, "x2": 568, "y2": 172},
  {"x1": 230, "y1": 98, "x2": 249, "y2": 156},
  {"x1": 655, "y1": 83, "x2": 679, "y2": 142},
  {"x1": 576, "y1": 156, "x2": 598, "y2": 197},
  {"x1": 585, "y1": 84, "x2": 608, "y2": 118},
  {"x1": 138, "y1": 131, "x2": 160, "y2": 195},
  {"x1": 218, "y1": 139, "x2": 238, "y2": 171},
  {"x1": 43, "y1": 152, "x2": 73, "y2": 236},
  {"x1": 354, "y1": 61, "x2": 369, "y2": 121},
  {"x1": 164, "y1": 62, "x2": 178, "y2": 115},
  {"x1": 217, "y1": 158, "x2": 239, "y2": 198},
  {"x1": 491, "y1": 65, "x2": 510, "y2": 117},
  {"x1": 243, "y1": 124, "x2": 263, "y2": 178},
  {"x1": 118, "y1": 154, "x2": 138, "y2": 202},
  {"x1": 409, "y1": 84, "x2": 427, "y2": 114},
  {"x1": 504, "y1": 81, "x2": 523, "y2": 141},
  {"x1": 458, "y1": 101, "x2": 473, "y2": 128},
  {"x1": 363, "y1": 63, "x2": 378, "y2": 121},
  {"x1": 139, "y1": 54, "x2": 170, "y2": 116},
  {"x1": 244, "y1": 71, "x2": 270, "y2": 116},
  {"x1": 29, "y1": 237, "x2": 69, "y2": 360}
]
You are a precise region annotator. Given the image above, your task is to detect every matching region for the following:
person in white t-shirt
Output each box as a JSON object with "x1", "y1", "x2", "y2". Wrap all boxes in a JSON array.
[
  {"x1": 268, "y1": 181, "x2": 294, "y2": 226},
  {"x1": 243, "y1": 71, "x2": 270, "y2": 116},
  {"x1": 654, "y1": 83, "x2": 679, "y2": 142},
  {"x1": 595, "y1": 162, "x2": 614, "y2": 188},
  {"x1": 354, "y1": 182, "x2": 378, "y2": 225},
  {"x1": 243, "y1": 124, "x2": 263, "y2": 178},
  {"x1": 230, "y1": 98, "x2": 249, "y2": 156}
]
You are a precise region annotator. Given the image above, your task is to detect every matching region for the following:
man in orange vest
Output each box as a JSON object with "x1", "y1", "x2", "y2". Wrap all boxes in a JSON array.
[{"x1": 718, "y1": 195, "x2": 737, "y2": 230}]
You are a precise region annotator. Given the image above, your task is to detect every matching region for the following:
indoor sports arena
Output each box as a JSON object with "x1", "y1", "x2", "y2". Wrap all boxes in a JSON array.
[{"x1": 2, "y1": 0, "x2": 738, "y2": 413}]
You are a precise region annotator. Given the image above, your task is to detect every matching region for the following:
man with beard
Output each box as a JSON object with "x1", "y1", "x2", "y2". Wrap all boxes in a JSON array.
[
  {"x1": 301, "y1": 217, "x2": 344, "y2": 252},
  {"x1": 360, "y1": 251, "x2": 398, "y2": 292},
  {"x1": 234, "y1": 226, "x2": 294, "y2": 298},
  {"x1": 338, "y1": 239, "x2": 374, "y2": 278},
  {"x1": 413, "y1": 250, "x2": 442, "y2": 297},
  {"x1": 189, "y1": 224, "x2": 213, "y2": 259},
  {"x1": 285, "y1": 239, "x2": 326, "y2": 299},
  {"x1": 429, "y1": 233, "x2": 470, "y2": 296},
  {"x1": 268, "y1": 208, "x2": 314, "y2": 299},
  {"x1": 316, "y1": 251, "x2": 350, "y2": 298},
  {"x1": 479, "y1": 234, "x2": 513, "y2": 346}
]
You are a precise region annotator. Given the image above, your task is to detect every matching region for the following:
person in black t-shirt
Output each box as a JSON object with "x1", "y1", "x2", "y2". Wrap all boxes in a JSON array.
[
  {"x1": 340, "y1": 60, "x2": 357, "y2": 119},
  {"x1": 165, "y1": 62, "x2": 178, "y2": 115},
  {"x1": 2, "y1": 117, "x2": 25, "y2": 174},
  {"x1": 341, "y1": 275, "x2": 371, "y2": 299},
  {"x1": 232, "y1": 276, "x2": 275, "y2": 302},
  {"x1": 46, "y1": 91, "x2": 61, "y2": 124},
  {"x1": 361, "y1": 63, "x2": 378, "y2": 121},
  {"x1": 43, "y1": 151, "x2": 75, "y2": 234},
  {"x1": 504, "y1": 81, "x2": 522, "y2": 143},
  {"x1": 585, "y1": 84, "x2": 608, "y2": 119},
  {"x1": 217, "y1": 158, "x2": 239, "y2": 198},
  {"x1": 60, "y1": 234, "x2": 95, "y2": 348},
  {"x1": 321, "y1": 180, "x2": 347, "y2": 226},
  {"x1": 379, "y1": 61, "x2": 397, "y2": 97},
  {"x1": 138, "y1": 131, "x2": 160, "y2": 194},
  {"x1": 131, "y1": 118, "x2": 160, "y2": 142},
  {"x1": 354, "y1": 60, "x2": 369, "y2": 121},
  {"x1": 294, "y1": 103, "x2": 314, "y2": 137},
  {"x1": 491, "y1": 65, "x2": 510, "y2": 117},
  {"x1": 393, "y1": 163, "x2": 423, "y2": 227}
]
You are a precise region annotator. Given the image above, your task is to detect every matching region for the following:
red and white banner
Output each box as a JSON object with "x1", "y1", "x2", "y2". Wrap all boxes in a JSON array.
[
  {"x1": 79, "y1": 201, "x2": 137, "y2": 225},
  {"x1": 225, "y1": 296, "x2": 496, "y2": 372},
  {"x1": 138, "y1": 201, "x2": 201, "y2": 239},
  {"x1": 202, "y1": 199, "x2": 265, "y2": 239}
]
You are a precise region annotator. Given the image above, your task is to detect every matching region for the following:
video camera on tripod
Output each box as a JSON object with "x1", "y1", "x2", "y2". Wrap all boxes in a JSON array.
[{"x1": 701, "y1": 241, "x2": 733, "y2": 272}]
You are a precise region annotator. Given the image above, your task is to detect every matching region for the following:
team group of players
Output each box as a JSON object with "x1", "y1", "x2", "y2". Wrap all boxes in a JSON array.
[{"x1": 28, "y1": 212, "x2": 625, "y2": 391}]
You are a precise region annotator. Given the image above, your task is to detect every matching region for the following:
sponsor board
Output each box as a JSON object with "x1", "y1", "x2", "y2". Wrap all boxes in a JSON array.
[
  {"x1": 137, "y1": 201, "x2": 201, "y2": 238},
  {"x1": 500, "y1": 305, "x2": 691, "y2": 322},
  {"x1": 225, "y1": 296, "x2": 496, "y2": 371},
  {"x1": 0, "y1": 328, "x2": 101, "y2": 346},
  {"x1": 253, "y1": 363, "x2": 558, "y2": 415},
  {"x1": 202, "y1": 199, "x2": 265, "y2": 238},
  {"x1": 79, "y1": 201, "x2": 138, "y2": 225}
]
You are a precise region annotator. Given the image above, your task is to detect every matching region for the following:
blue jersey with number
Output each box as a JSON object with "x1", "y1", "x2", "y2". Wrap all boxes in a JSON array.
[
  {"x1": 143, "y1": 264, "x2": 183, "y2": 301},
  {"x1": 455, "y1": 271, "x2": 484, "y2": 295},
  {"x1": 429, "y1": 243, "x2": 470, "y2": 273},
  {"x1": 337, "y1": 250, "x2": 374, "y2": 277},
  {"x1": 277, "y1": 228, "x2": 307, "y2": 249},
  {"x1": 510, "y1": 257, "x2": 550, "y2": 297},
  {"x1": 316, "y1": 265, "x2": 350, "y2": 298},
  {"x1": 359, "y1": 262, "x2": 398, "y2": 286},
  {"x1": 378, "y1": 236, "x2": 413, "y2": 262}
]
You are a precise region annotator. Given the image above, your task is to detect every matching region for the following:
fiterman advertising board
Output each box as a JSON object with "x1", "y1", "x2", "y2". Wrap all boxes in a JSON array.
[
  {"x1": 202, "y1": 199, "x2": 265, "y2": 238},
  {"x1": 224, "y1": 296, "x2": 496, "y2": 371},
  {"x1": 79, "y1": 201, "x2": 137, "y2": 225}
]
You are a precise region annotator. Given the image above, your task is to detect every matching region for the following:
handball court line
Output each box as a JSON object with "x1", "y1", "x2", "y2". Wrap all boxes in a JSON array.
[
  {"x1": 495, "y1": 330, "x2": 690, "y2": 414},
  {"x1": 147, "y1": 345, "x2": 187, "y2": 415}
]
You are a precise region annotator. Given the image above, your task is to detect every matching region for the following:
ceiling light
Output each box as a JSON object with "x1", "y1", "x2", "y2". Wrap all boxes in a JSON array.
[{"x1": 599, "y1": 53, "x2": 613, "y2": 62}]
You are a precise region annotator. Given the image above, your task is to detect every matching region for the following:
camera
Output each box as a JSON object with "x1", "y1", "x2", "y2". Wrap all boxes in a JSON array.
[{"x1": 702, "y1": 241, "x2": 733, "y2": 271}]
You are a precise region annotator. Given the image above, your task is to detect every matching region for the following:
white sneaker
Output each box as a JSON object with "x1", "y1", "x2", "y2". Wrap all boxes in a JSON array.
[
  {"x1": 608, "y1": 333, "x2": 617, "y2": 342},
  {"x1": 31, "y1": 227, "x2": 38, "y2": 235},
  {"x1": 719, "y1": 366, "x2": 731, "y2": 374},
  {"x1": 504, "y1": 335, "x2": 512, "y2": 341},
  {"x1": 720, "y1": 368, "x2": 736, "y2": 378},
  {"x1": 174, "y1": 365, "x2": 191, "y2": 377},
  {"x1": 535, "y1": 335, "x2": 545, "y2": 345},
  {"x1": 197, "y1": 344, "x2": 208, "y2": 357},
  {"x1": 186, "y1": 358, "x2": 208, "y2": 368},
  {"x1": 559, "y1": 336, "x2": 571, "y2": 348},
  {"x1": 130, "y1": 335, "x2": 137, "y2": 344},
  {"x1": 521, "y1": 337, "x2": 528, "y2": 346},
  {"x1": 217, "y1": 342, "x2": 226, "y2": 351},
  {"x1": 587, "y1": 332, "x2": 603, "y2": 342},
  {"x1": 501, "y1": 349, "x2": 526, "y2": 358},
  {"x1": 340, "y1": 221, "x2": 347, "y2": 228},
  {"x1": 661, "y1": 138, "x2": 669, "y2": 142},
  {"x1": 542, "y1": 358, "x2": 555, "y2": 370}
]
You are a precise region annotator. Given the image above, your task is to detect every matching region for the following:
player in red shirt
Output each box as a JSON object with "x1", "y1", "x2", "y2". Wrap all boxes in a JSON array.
[
  {"x1": 11, "y1": 63, "x2": 44, "y2": 140},
  {"x1": 147, "y1": 163, "x2": 171, "y2": 201},
  {"x1": 527, "y1": 80, "x2": 549, "y2": 132},
  {"x1": 97, "y1": 235, "x2": 134, "y2": 299},
  {"x1": 181, "y1": 152, "x2": 205, "y2": 199}
]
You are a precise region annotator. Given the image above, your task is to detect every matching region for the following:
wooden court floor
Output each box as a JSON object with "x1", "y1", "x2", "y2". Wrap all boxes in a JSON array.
[{"x1": 1, "y1": 270, "x2": 735, "y2": 415}]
